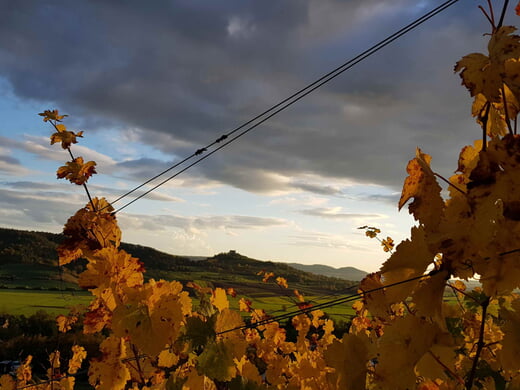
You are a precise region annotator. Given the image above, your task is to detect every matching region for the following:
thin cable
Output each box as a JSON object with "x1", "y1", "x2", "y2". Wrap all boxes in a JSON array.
[
  {"x1": 217, "y1": 269, "x2": 440, "y2": 335},
  {"x1": 109, "y1": 0, "x2": 463, "y2": 213},
  {"x1": 14, "y1": 270, "x2": 439, "y2": 390}
]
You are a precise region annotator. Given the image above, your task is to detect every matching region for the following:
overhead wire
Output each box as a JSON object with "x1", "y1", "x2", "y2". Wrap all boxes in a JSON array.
[
  {"x1": 14, "y1": 269, "x2": 437, "y2": 390},
  {"x1": 108, "y1": 0, "x2": 463, "y2": 214},
  {"x1": 16, "y1": 242, "x2": 520, "y2": 389},
  {"x1": 216, "y1": 269, "x2": 440, "y2": 335}
]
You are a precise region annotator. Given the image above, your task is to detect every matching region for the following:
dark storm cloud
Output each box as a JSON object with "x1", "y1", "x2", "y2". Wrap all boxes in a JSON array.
[{"x1": 0, "y1": 0, "x2": 514, "y2": 194}]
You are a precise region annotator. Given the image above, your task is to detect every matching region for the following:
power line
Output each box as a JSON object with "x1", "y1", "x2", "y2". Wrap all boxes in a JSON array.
[
  {"x1": 217, "y1": 269, "x2": 440, "y2": 335},
  {"x1": 109, "y1": 0, "x2": 463, "y2": 213},
  {"x1": 14, "y1": 270, "x2": 438, "y2": 390}
]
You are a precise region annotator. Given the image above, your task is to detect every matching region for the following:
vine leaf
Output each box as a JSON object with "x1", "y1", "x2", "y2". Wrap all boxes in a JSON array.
[
  {"x1": 324, "y1": 333, "x2": 369, "y2": 390},
  {"x1": 57, "y1": 156, "x2": 97, "y2": 185},
  {"x1": 374, "y1": 316, "x2": 438, "y2": 390},
  {"x1": 197, "y1": 341, "x2": 237, "y2": 382},
  {"x1": 498, "y1": 298, "x2": 520, "y2": 371},
  {"x1": 398, "y1": 148, "x2": 444, "y2": 228},
  {"x1": 50, "y1": 123, "x2": 84, "y2": 149},
  {"x1": 39, "y1": 109, "x2": 68, "y2": 122},
  {"x1": 211, "y1": 288, "x2": 229, "y2": 312},
  {"x1": 455, "y1": 26, "x2": 520, "y2": 103},
  {"x1": 380, "y1": 226, "x2": 434, "y2": 304},
  {"x1": 88, "y1": 337, "x2": 130, "y2": 390}
]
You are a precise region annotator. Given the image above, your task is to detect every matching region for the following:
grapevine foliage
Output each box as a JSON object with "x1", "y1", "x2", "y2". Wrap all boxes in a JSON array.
[{"x1": 3, "y1": 5, "x2": 520, "y2": 390}]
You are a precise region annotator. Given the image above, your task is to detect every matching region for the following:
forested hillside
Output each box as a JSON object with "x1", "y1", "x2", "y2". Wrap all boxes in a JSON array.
[{"x1": 0, "y1": 227, "x2": 358, "y2": 294}]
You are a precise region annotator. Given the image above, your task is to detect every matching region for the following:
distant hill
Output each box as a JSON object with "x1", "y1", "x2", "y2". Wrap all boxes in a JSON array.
[
  {"x1": 0, "y1": 228, "x2": 358, "y2": 296},
  {"x1": 287, "y1": 263, "x2": 368, "y2": 281}
]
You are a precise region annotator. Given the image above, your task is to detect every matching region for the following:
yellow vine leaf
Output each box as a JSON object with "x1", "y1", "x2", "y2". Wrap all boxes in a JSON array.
[
  {"x1": 112, "y1": 279, "x2": 191, "y2": 356},
  {"x1": 234, "y1": 356, "x2": 263, "y2": 385},
  {"x1": 56, "y1": 156, "x2": 97, "y2": 185},
  {"x1": 158, "y1": 349, "x2": 179, "y2": 368},
  {"x1": 83, "y1": 298, "x2": 112, "y2": 334},
  {"x1": 358, "y1": 272, "x2": 392, "y2": 318},
  {"x1": 461, "y1": 136, "x2": 520, "y2": 294},
  {"x1": 411, "y1": 270, "x2": 450, "y2": 330},
  {"x1": 68, "y1": 345, "x2": 87, "y2": 375},
  {"x1": 381, "y1": 236, "x2": 394, "y2": 252},
  {"x1": 39, "y1": 109, "x2": 68, "y2": 122},
  {"x1": 265, "y1": 355, "x2": 291, "y2": 386},
  {"x1": 183, "y1": 372, "x2": 216, "y2": 390},
  {"x1": 455, "y1": 26, "x2": 520, "y2": 102},
  {"x1": 215, "y1": 308, "x2": 248, "y2": 360},
  {"x1": 0, "y1": 375, "x2": 16, "y2": 390},
  {"x1": 58, "y1": 198, "x2": 120, "y2": 265},
  {"x1": 197, "y1": 341, "x2": 237, "y2": 382},
  {"x1": 50, "y1": 123, "x2": 84, "y2": 149},
  {"x1": 238, "y1": 297, "x2": 252, "y2": 312},
  {"x1": 259, "y1": 322, "x2": 293, "y2": 357},
  {"x1": 275, "y1": 276, "x2": 288, "y2": 288},
  {"x1": 399, "y1": 148, "x2": 444, "y2": 228},
  {"x1": 16, "y1": 355, "x2": 32, "y2": 384},
  {"x1": 88, "y1": 337, "x2": 130, "y2": 390},
  {"x1": 56, "y1": 314, "x2": 78, "y2": 333},
  {"x1": 78, "y1": 248, "x2": 144, "y2": 297},
  {"x1": 262, "y1": 271, "x2": 274, "y2": 283},
  {"x1": 47, "y1": 350, "x2": 61, "y2": 382},
  {"x1": 451, "y1": 139, "x2": 482, "y2": 194},
  {"x1": 416, "y1": 345, "x2": 458, "y2": 383},
  {"x1": 374, "y1": 316, "x2": 439, "y2": 390},
  {"x1": 59, "y1": 376, "x2": 76, "y2": 390},
  {"x1": 499, "y1": 299, "x2": 520, "y2": 373},
  {"x1": 504, "y1": 58, "x2": 520, "y2": 104},
  {"x1": 380, "y1": 226, "x2": 434, "y2": 304},
  {"x1": 472, "y1": 93, "x2": 509, "y2": 137},
  {"x1": 211, "y1": 287, "x2": 229, "y2": 312},
  {"x1": 324, "y1": 333, "x2": 369, "y2": 390},
  {"x1": 292, "y1": 314, "x2": 311, "y2": 347}
]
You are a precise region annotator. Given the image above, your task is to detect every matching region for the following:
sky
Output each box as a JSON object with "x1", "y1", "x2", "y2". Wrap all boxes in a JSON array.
[{"x1": 0, "y1": 0, "x2": 517, "y2": 272}]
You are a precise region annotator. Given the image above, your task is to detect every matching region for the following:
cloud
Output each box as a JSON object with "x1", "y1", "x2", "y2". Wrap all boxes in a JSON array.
[
  {"x1": 363, "y1": 193, "x2": 400, "y2": 205},
  {"x1": 0, "y1": 188, "x2": 81, "y2": 227},
  {"x1": 0, "y1": 135, "x2": 116, "y2": 167},
  {"x1": 291, "y1": 182, "x2": 343, "y2": 196},
  {"x1": 0, "y1": 0, "x2": 504, "y2": 197},
  {"x1": 0, "y1": 153, "x2": 31, "y2": 175},
  {"x1": 286, "y1": 231, "x2": 365, "y2": 251},
  {"x1": 119, "y1": 212, "x2": 288, "y2": 234},
  {"x1": 0, "y1": 180, "x2": 184, "y2": 204},
  {"x1": 298, "y1": 207, "x2": 386, "y2": 220}
]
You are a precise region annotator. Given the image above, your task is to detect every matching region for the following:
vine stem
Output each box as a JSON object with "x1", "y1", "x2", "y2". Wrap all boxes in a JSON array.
[
  {"x1": 497, "y1": 0, "x2": 509, "y2": 30},
  {"x1": 131, "y1": 344, "x2": 146, "y2": 385},
  {"x1": 465, "y1": 296, "x2": 490, "y2": 390},
  {"x1": 501, "y1": 85, "x2": 514, "y2": 135},
  {"x1": 446, "y1": 282, "x2": 480, "y2": 303},
  {"x1": 481, "y1": 102, "x2": 491, "y2": 152},
  {"x1": 433, "y1": 173, "x2": 466, "y2": 195},
  {"x1": 429, "y1": 351, "x2": 465, "y2": 386},
  {"x1": 49, "y1": 119, "x2": 97, "y2": 211}
]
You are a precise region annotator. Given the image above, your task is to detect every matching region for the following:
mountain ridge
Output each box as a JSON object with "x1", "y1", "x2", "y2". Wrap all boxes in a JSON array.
[{"x1": 0, "y1": 227, "x2": 363, "y2": 296}]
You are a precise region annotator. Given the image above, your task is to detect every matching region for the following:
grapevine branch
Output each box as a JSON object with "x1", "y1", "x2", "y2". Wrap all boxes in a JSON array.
[
  {"x1": 131, "y1": 344, "x2": 146, "y2": 385},
  {"x1": 428, "y1": 351, "x2": 465, "y2": 386},
  {"x1": 465, "y1": 296, "x2": 490, "y2": 390},
  {"x1": 48, "y1": 118, "x2": 97, "y2": 211},
  {"x1": 497, "y1": 0, "x2": 510, "y2": 30},
  {"x1": 502, "y1": 85, "x2": 514, "y2": 135}
]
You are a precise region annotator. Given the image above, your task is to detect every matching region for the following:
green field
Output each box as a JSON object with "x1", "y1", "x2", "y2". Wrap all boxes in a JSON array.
[
  {"x1": 0, "y1": 289, "x2": 92, "y2": 316},
  {"x1": 0, "y1": 287, "x2": 358, "y2": 324}
]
